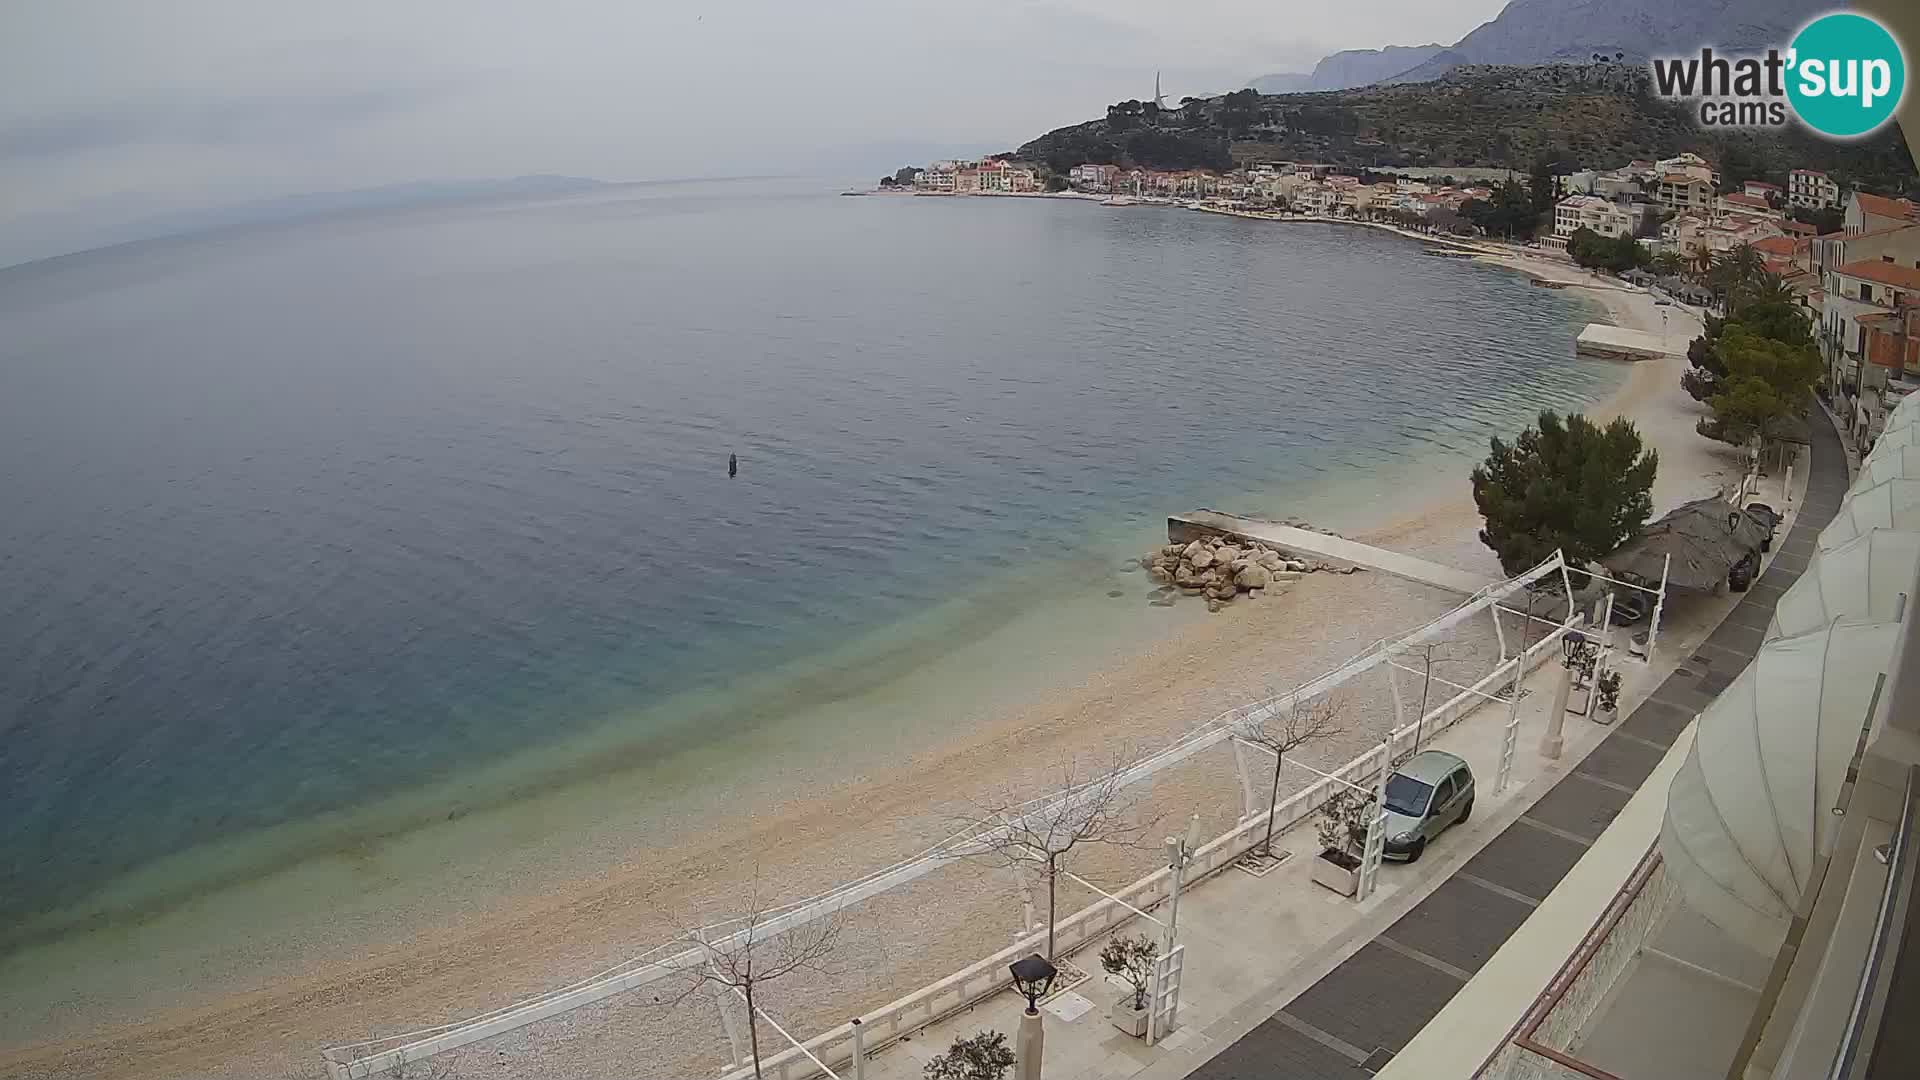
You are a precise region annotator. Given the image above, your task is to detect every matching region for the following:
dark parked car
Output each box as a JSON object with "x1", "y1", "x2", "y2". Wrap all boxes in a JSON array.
[
  {"x1": 1729, "y1": 550, "x2": 1759, "y2": 591},
  {"x1": 1745, "y1": 503, "x2": 1780, "y2": 551},
  {"x1": 1609, "y1": 589, "x2": 1650, "y2": 626}
]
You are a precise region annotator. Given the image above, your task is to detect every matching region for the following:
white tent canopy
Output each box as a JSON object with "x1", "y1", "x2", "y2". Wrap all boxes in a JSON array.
[
  {"x1": 1660, "y1": 618, "x2": 1898, "y2": 955},
  {"x1": 1768, "y1": 529, "x2": 1920, "y2": 639},
  {"x1": 1880, "y1": 391, "x2": 1920, "y2": 433},
  {"x1": 1854, "y1": 443, "x2": 1920, "y2": 490},
  {"x1": 1818, "y1": 477, "x2": 1920, "y2": 549},
  {"x1": 1868, "y1": 422, "x2": 1920, "y2": 458}
]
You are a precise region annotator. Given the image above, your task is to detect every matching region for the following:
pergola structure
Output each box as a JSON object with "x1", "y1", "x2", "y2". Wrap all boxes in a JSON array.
[{"x1": 321, "y1": 551, "x2": 1599, "y2": 1079}]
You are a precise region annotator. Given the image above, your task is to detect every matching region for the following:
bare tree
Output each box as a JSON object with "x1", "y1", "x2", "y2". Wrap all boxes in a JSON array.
[
  {"x1": 1234, "y1": 694, "x2": 1345, "y2": 858},
  {"x1": 661, "y1": 881, "x2": 847, "y2": 1079},
  {"x1": 957, "y1": 756, "x2": 1154, "y2": 961}
]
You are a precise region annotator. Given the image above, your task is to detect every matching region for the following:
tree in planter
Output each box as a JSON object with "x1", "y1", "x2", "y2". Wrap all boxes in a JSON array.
[
  {"x1": 1314, "y1": 788, "x2": 1373, "y2": 869},
  {"x1": 925, "y1": 1030, "x2": 1017, "y2": 1080},
  {"x1": 1233, "y1": 695, "x2": 1345, "y2": 858},
  {"x1": 959, "y1": 756, "x2": 1153, "y2": 962},
  {"x1": 1099, "y1": 934, "x2": 1160, "y2": 1013},
  {"x1": 1595, "y1": 669, "x2": 1622, "y2": 717},
  {"x1": 1470, "y1": 410, "x2": 1658, "y2": 583},
  {"x1": 1698, "y1": 325, "x2": 1821, "y2": 448}
]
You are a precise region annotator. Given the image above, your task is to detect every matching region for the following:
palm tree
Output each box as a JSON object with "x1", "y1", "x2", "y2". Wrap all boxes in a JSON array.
[
  {"x1": 1724, "y1": 242, "x2": 1766, "y2": 282},
  {"x1": 1691, "y1": 247, "x2": 1717, "y2": 280}
]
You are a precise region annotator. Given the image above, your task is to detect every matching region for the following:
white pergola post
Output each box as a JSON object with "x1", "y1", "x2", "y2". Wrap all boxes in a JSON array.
[
  {"x1": 1646, "y1": 553, "x2": 1672, "y2": 659},
  {"x1": 1231, "y1": 737, "x2": 1261, "y2": 820},
  {"x1": 1386, "y1": 648, "x2": 1407, "y2": 734},
  {"x1": 1491, "y1": 604, "x2": 1509, "y2": 664},
  {"x1": 1007, "y1": 858, "x2": 1039, "y2": 941},
  {"x1": 1356, "y1": 741, "x2": 1392, "y2": 901},
  {"x1": 850, "y1": 1018, "x2": 866, "y2": 1080},
  {"x1": 707, "y1": 953, "x2": 747, "y2": 1069},
  {"x1": 1496, "y1": 656, "x2": 1524, "y2": 793}
]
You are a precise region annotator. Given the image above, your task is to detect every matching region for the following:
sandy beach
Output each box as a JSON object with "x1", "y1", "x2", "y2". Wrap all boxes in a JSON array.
[{"x1": 0, "y1": 233, "x2": 1743, "y2": 1080}]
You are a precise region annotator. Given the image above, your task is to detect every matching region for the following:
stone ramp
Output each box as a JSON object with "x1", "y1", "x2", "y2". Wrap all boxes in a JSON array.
[{"x1": 1169, "y1": 510, "x2": 1494, "y2": 596}]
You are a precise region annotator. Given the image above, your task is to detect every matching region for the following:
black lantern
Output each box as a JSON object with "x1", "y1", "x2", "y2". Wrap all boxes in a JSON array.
[
  {"x1": 1561, "y1": 630, "x2": 1588, "y2": 663},
  {"x1": 1008, "y1": 953, "x2": 1058, "y2": 1013}
]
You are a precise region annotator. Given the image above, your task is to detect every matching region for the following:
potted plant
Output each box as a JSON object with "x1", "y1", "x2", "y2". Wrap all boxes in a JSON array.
[
  {"x1": 1099, "y1": 934, "x2": 1159, "y2": 1037},
  {"x1": 1594, "y1": 669, "x2": 1622, "y2": 725},
  {"x1": 1310, "y1": 789, "x2": 1370, "y2": 897},
  {"x1": 924, "y1": 1030, "x2": 1016, "y2": 1080}
]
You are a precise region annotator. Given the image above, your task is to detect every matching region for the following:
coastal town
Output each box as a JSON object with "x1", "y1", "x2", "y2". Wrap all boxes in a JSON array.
[{"x1": 885, "y1": 150, "x2": 1920, "y2": 464}]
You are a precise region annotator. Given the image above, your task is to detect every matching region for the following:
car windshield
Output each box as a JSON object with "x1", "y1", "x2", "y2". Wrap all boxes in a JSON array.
[{"x1": 1384, "y1": 775, "x2": 1434, "y2": 817}]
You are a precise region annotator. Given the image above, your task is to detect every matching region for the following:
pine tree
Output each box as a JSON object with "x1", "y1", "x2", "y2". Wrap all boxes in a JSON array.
[{"x1": 1471, "y1": 411, "x2": 1659, "y2": 579}]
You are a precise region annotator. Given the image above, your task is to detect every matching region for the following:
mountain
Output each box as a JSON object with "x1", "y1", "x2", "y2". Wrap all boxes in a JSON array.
[
  {"x1": 1305, "y1": 45, "x2": 1446, "y2": 91},
  {"x1": 1385, "y1": 0, "x2": 1826, "y2": 84},
  {"x1": 1016, "y1": 63, "x2": 1916, "y2": 192},
  {"x1": 1246, "y1": 72, "x2": 1311, "y2": 94}
]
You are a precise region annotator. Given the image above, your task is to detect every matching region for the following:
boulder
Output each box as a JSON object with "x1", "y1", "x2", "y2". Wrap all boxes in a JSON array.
[
  {"x1": 1206, "y1": 598, "x2": 1225, "y2": 613},
  {"x1": 1149, "y1": 566, "x2": 1173, "y2": 583},
  {"x1": 1215, "y1": 545, "x2": 1242, "y2": 565},
  {"x1": 1257, "y1": 551, "x2": 1284, "y2": 570},
  {"x1": 1270, "y1": 570, "x2": 1304, "y2": 582},
  {"x1": 1284, "y1": 560, "x2": 1311, "y2": 573},
  {"x1": 1173, "y1": 566, "x2": 1200, "y2": 587},
  {"x1": 1187, "y1": 545, "x2": 1216, "y2": 570},
  {"x1": 1164, "y1": 544, "x2": 1187, "y2": 557},
  {"x1": 1235, "y1": 564, "x2": 1272, "y2": 589}
]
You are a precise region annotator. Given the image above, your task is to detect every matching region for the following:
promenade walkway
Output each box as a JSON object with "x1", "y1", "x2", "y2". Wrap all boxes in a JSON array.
[
  {"x1": 1172, "y1": 407, "x2": 1849, "y2": 1078},
  {"x1": 1169, "y1": 511, "x2": 1494, "y2": 596}
]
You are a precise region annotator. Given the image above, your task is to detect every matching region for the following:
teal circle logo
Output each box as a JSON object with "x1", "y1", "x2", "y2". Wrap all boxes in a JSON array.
[{"x1": 1786, "y1": 13, "x2": 1906, "y2": 138}]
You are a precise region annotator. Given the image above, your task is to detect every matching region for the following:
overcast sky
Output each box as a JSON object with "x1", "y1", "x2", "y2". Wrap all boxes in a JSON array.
[{"x1": 0, "y1": 0, "x2": 1508, "y2": 254}]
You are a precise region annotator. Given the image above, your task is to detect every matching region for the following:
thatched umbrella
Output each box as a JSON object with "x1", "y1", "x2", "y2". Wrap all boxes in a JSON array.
[{"x1": 1606, "y1": 496, "x2": 1772, "y2": 590}]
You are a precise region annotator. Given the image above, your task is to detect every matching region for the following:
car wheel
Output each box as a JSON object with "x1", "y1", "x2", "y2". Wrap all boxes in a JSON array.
[
  {"x1": 1405, "y1": 838, "x2": 1426, "y2": 863},
  {"x1": 1457, "y1": 797, "x2": 1473, "y2": 823}
]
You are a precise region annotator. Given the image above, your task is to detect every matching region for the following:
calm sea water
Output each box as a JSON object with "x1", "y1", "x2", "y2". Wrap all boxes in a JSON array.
[{"x1": 0, "y1": 179, "x2": 1615, "y2": 947}]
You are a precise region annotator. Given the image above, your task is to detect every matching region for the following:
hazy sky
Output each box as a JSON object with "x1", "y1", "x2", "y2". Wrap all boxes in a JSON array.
[{"x1": 0, "y1": 0, "x2": 1507, "y2": 242}]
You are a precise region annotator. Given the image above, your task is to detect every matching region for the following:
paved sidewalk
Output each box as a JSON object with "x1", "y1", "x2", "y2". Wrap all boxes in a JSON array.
[{"x1": 1171, "y1": 407, "x2": 1849, "y2": 1079}]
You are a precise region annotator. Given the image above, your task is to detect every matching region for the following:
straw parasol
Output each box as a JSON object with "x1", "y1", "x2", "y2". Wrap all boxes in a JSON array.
[{"x1": 1606, "y1": 495, "x2": 1772, "y2": 590}]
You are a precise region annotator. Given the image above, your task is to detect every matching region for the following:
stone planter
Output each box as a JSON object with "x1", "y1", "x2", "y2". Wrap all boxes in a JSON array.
[
  {"x1": 1110, "y1": 995, "x2": 1151, "y2": 1037},
  {"x1": 1311, "y1": 850, "x2": 1360, "y2": 897}
]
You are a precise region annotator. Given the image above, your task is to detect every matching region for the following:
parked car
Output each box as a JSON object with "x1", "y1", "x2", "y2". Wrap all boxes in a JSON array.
[
  {"x1": 1745, "y1": 503, "x2": 1780, "y2": 551},
  {"x1": 1609, "y1": 589, "x2": 1650, "y2": 626},
  {"x1": 1729, "y1": 550, "x2": 1759, "y2": 591},
  {"x1": 1379, "y1": 750, "x2": 1475, "y2": 862}
]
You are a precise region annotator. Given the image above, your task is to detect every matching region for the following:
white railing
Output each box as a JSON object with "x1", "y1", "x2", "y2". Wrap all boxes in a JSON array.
[
  {"x1": 720, "y1": 614, "x2": 1579, "y2": 1080},
  {"x1": 324, "y1": 554, "x2": 1576, "y2": 1079}
]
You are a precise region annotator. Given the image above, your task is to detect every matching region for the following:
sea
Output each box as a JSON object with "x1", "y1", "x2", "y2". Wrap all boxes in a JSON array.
[{"x1": 0, "y1": 178, "x2": 1618, "y2": 985}]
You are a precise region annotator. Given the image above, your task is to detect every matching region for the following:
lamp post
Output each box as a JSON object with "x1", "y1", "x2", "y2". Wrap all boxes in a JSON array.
[
  {"x1": 1163, "y1": 814, "x2": 1203, "y2": 955},
  {"x1": 1542, "y1": 630, "x2": 1592, "y2": 760},
  {"x1": 1009, "y1": 954, "x2": 1058, "y2": 1080}
]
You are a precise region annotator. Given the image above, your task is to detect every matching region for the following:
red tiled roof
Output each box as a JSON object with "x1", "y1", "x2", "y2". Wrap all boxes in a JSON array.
[
  {"x1": 1745, "y1": 182, "x2": 1782, "y2": 191},
  {"x1": 1752, "y1": 236, "x2": 1799, "y2": 256},
  {"x1": 1791, "y1": 168, "x2": 1828, "y2": 178},
  {"x1": 1721, "y1": 193, "x2": 1774, "y2": 210},
  {"x1": 1784, "y1": 220, "x2": 1818, "y2": 235},
  {"x1": 1835, "y1": 259, "x2": 1920, "y2": 290},
  {"x1": 1857, "y1": 192, "x2": 1919, "y2": 221}
]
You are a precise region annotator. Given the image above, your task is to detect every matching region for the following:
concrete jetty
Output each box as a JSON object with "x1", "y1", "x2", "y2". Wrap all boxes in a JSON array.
[{"x1": 1168, "y1": 509, "x2": 1495, "y2": 596}]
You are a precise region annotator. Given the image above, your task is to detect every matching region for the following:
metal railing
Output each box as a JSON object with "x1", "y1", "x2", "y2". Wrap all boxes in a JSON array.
[{"x1": 1832, "y1": 764, "x2": 1919, "y2": 1080}]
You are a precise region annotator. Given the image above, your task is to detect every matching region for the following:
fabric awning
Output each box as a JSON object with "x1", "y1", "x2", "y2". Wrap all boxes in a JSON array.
[
  {"x1": 1855, "y1": 444, "x2": 1920, "y2": 490},
  {"x1": 1819, "y1": 477, "x2": 1920, "y2": 548},
  {"x1": 1661, "y1": 618, "x2": 1899, "y2": 954},
  {"x1": 1769, "y1": 528, "x2": 1920, "y2": 639}
]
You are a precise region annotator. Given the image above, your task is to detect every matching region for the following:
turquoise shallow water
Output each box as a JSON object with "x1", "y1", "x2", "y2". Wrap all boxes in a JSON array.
[{"x1": 0, "y1": 179, "x2": 1618, "y2": 949}]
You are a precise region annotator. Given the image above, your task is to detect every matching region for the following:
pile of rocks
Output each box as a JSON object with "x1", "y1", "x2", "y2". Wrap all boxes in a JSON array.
[{"x1": 1141, "y1": 536, "x2": 1319, "y2": 612}]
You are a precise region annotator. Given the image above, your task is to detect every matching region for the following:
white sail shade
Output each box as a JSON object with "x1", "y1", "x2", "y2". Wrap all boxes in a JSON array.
[
  {"x1": 1855, "y1": 444, "x2": 1920, "y2": 490},
  {"x1": 1768, "y1": 529, "x2": 1920, "y2": 639},
  {"x1": 1819, "y1": 478, "x2": 1920, "y2": 548},
  {"x1": 1661, "y1": 618, "x2": 1899, "y2": 954},
  {"x1": 1868, "y1": 422, "x2": 1920, "y2": 459}
]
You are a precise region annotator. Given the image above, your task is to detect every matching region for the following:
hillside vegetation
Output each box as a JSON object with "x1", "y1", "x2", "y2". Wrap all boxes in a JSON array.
[{"x1": 1017, "y1": 64, "x2": 1915, "y2": 193}]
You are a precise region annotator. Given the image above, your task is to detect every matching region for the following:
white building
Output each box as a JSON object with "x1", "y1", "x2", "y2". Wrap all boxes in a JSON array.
[
  {"x1": 1552, "y1": 194, "x2": 1636, "y2": 242},
  {"x1": 1788, "y1": 168, "x2": 1841, "y2": 210}
]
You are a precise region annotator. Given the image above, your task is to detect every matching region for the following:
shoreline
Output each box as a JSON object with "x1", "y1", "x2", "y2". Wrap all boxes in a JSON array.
[{"x1": 0, "y1": 211, "x2": 1730, "y2": 1080}]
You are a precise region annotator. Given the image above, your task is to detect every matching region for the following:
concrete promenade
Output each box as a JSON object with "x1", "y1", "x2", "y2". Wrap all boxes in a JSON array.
[
  {"x1": 842, "y1": 421, "x2": 1842, "y2": 1080},
  {"x1": 1168, "y1": 511, "x2": 1495, "y2": 596}
]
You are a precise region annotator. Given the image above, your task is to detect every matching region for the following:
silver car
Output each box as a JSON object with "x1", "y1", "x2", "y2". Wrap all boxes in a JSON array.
[{"x1": 1380, "y1": 750, "x2": 1475, "y2": 862}]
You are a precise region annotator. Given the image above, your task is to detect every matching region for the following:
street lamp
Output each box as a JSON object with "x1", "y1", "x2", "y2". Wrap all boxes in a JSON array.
[
  {"x1": 1009, "y1": 954, "x2": 1058, "y2": 1013},
  {"x1": 1009, "y1": 954, "x2": 1058, "y2": 1080}
]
